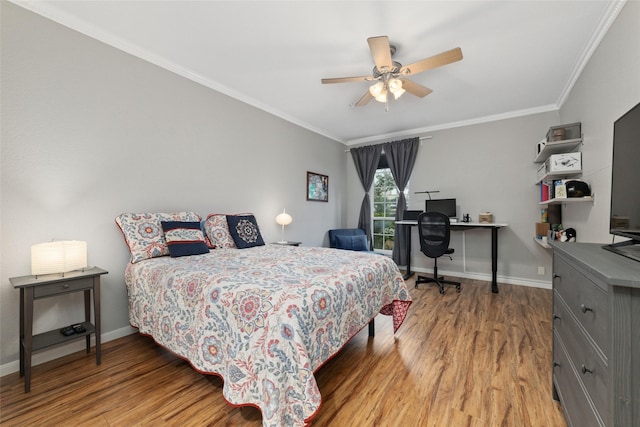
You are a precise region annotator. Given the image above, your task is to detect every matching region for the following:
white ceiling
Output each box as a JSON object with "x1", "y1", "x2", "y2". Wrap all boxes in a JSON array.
[{"x1": 14, "y1": 1, "x2": 624, "y2": 145}]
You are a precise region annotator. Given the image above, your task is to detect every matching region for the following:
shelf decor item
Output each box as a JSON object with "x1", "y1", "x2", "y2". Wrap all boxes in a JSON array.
[
  {"x1": 479, "y1": 212, "x2": 493, "y2": 223},
  {"x1": 546, "y1": 122, "x2": 581, "y2": 142},
  {"x1": 307, "y1": 171, "x2": 328, "y2": 202}
]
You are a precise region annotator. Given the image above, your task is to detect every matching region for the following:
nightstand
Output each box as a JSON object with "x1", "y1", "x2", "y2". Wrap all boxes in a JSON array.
[
  {"x1": 273, "y1": 241, "x2": 301, "y2": 246},
  {"x1": 10, "y1": 267, "x2": 108, "y2": 392}
]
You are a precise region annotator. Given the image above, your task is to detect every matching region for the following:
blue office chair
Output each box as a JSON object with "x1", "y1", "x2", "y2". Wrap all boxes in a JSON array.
[{"x1": 415, "y1": 211, "x2": 461, "y2": 294}]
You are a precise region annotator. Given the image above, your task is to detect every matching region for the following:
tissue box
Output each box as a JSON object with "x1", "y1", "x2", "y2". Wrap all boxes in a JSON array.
[{"x1": 479, "y1": 213, "x2": 493, "y2": 223}]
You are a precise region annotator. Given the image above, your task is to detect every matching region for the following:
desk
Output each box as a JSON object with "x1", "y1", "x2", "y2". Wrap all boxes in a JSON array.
[{"x1": 397, "y1": 221, "x2": 508, "y2": 293}]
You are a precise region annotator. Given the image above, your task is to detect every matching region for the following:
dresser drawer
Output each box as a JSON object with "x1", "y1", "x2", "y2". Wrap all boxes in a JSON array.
[
  {"x1": 553, "y1": 254, "x2": 608, "y2": 356},
  {"x1": 33, "y1": 277, "x2": 94, "y2": 298},
  {"x1": 553, "y1": 332, "x2": 605, "y2": 427},
  {"x1": 553, "y1": 293, "x2": 609, "y2": 421}
]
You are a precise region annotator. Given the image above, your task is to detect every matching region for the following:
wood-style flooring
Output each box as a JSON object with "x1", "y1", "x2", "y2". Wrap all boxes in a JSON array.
[{"x1": 1, "y1": 277, "x2": 567, "y2": 426}]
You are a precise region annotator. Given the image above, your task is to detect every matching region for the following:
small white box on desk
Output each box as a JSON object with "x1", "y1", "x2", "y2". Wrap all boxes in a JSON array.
[{"x1": 545, "y1": 152, "x2": 581, "y2": 173}]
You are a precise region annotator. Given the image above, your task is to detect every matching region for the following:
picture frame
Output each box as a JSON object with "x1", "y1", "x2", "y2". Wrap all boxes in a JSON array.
[{"x1": 307, "y1": 171, "x2": 328, "y2": 202}]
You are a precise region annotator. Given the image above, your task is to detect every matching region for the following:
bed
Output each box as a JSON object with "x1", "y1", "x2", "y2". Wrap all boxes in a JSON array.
[{"x1": 117, "y1": 212, "x2": 412, "y2": 426}]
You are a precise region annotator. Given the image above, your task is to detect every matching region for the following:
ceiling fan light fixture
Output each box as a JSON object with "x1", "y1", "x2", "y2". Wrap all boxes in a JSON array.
[
  {"x1": 369, "y1": 81, "x2": 384, "y2": 97},
  {"x1": 388, "y1": 78, "x2": 402, "y2": 91},
  {"x1": 374, "y1": 90, "x2": 388, "y2": 103},
  {"x1": 392, "y1": 88, "x2": 406, "y2": 100},
  {"x1": 322, "y1": 35, "x2": 461, "y2": 108},
  {"x1": 388, "y1": 78, "x2": 405, "y2": 99}
]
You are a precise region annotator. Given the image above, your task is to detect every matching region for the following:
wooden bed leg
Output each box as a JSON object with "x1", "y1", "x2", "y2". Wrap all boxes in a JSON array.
[{"x1": 368, "y1": 319, "x2": 375, "y2": 337}]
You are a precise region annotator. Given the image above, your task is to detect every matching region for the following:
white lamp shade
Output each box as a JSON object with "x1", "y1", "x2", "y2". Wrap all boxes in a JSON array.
[
  {"x1": 388, "y1": 78, "x2": 403, "y2": 91},
  {"x1": 368, "y1": 81, "x2": 384, "y2": 97},
  {"x1": 275, "y1": 210, "x2": 293, "y2": 226},
  {"x1": 388, "y1": 79, "x2": 405, "y2": 99},
  {"x1": 374, "y1": 90, "x2": 388, "y2": 103},
  {"x1": 31, "y1": 240, "x2": 87, "y2": 276}
]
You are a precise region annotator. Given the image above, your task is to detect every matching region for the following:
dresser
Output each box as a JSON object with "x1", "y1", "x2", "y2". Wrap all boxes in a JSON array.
[{"x1": 550, "y1": 242, "x2": 640, "y2": 426}]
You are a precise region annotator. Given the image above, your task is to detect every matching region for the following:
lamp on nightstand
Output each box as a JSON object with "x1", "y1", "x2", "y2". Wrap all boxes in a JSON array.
[
  {"x1": 31, "y1": 240, "x2": 87, "y2": 277},
  {"x1": 275, "y1": 209, "x2": 293, "y2": 244}
]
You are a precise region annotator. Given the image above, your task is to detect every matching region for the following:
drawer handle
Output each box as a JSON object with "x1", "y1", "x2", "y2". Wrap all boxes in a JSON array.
[
  {"x1": 580, "y1": 304, "x2": 593, "y2": 314},
  {"x1": 581, "y1": 364, "x2": 593, "y2": 375}
]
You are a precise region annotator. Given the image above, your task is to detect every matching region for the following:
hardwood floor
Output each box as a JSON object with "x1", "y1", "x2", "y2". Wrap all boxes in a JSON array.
[{"x1": 1, "y1": 277, "x2": 567, "y2": 426}]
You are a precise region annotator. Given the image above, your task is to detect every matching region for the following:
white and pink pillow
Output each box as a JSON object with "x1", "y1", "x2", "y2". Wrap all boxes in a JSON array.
[{"x1": 115, "y1": 211, "x2": 201, "y2": 263}]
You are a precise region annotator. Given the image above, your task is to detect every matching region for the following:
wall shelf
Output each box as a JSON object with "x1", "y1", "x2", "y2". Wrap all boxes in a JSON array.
[
  {"x1": 539, "y1": 195, "x2": 594, "y2": 206},
  {"x1": 536, "y1": 169, "x2": 583, "y2": 185},
  {"x1": 534, "y1": 237, "x2": 551, "y2": 249},
  {"x1": 534, "y1": 138, "x2": 583, "y2": 163}
]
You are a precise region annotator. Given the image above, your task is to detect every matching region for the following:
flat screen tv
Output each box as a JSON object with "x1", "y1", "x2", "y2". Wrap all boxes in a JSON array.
[
  {"x1": 425, "y1": 198, "x2": 457, "y2": 220},
  {"x1": 604, "y1": 101, "x2": 640, "y2": 262}
]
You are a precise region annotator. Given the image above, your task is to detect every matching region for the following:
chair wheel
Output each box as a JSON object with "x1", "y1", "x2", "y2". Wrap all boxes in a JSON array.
[
  {"x1": 439, "y1": 288, "x2": 445, "y2": 294},
  {"x1": 456, "y1": 284, "x2": 461, "y2": 291}
]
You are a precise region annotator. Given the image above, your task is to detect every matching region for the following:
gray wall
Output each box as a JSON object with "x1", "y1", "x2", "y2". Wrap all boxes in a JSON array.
[
  {"x1": 558, "y1": 0, "x2": 640, "y2": 244},
  {"x1": 0, "y1": 3, "x2": 346, "y2": 371},
  {"x1": 347, "y1": 1, "x2": 639, "y2": 286},
  {"x1": 348, "y1": 112, "x2": 559, "y2": 286}
]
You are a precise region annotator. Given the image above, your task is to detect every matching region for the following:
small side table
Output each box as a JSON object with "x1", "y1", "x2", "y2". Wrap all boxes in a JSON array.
[
  {"x1": 272, "y1": 241, "x2": 301, "y2": 246},
  {"x1": 10, "y1": 267, "x2": 108, "y2": 392}
]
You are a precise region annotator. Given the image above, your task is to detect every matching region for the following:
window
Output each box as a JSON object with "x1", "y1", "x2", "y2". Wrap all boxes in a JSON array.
[{"x1": 372, "y1": 155, "x2": 408, "y2": 252}]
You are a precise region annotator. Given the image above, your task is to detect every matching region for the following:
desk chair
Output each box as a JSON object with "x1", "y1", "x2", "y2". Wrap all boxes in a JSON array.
[{"x1": 415, "y1": 211, "x2": 461, "y2": 294}]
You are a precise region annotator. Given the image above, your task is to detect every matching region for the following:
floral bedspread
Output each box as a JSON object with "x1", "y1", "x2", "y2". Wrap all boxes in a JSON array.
[{"x1": 125, "y1": 245, "x2": 411, "y2": 426}]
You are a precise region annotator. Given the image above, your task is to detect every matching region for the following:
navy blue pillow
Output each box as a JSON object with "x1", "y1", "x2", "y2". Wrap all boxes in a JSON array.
[
  {"x1": 160, "y1": 221, "x2": 210, "y2": 257},
  {"x1": 335, "y1": 234, "x2": 369, "y2": 251},
  {"x1": 226, "y1": 215, "x2": 265, "y2": 249}
]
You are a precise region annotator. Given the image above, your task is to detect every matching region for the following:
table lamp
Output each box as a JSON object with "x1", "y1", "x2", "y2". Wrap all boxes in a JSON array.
[
  {"x1": 275, "y1": 209, "x2": 293, "y2": 244},
  {"x1": 31, "y1": 240, "x2": 87, "y2": 277}
]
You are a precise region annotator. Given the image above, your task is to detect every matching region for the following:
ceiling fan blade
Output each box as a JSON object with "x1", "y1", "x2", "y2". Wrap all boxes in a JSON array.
[
  {"x1": 321, "y1": 76, "x2": 371, "y2": 84},
  {"x1": 367, "y1": 36, "x2": 393, "y2": 72},
  {"x1": 400, "y1": 79, "x2": 433, "y2": 98},
  {"x1": 354, "y1": 91, "x2": 374, "y2": 107},
  {"x1": 400, "y1": 47, "x2": 463, "y2": 76}
]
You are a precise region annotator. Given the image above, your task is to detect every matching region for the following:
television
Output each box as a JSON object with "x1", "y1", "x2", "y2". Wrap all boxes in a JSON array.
[
  {"x1": 604, "y1": 101, "x2": 640, "y2": 262},
  {"x1": 425, "y1": 198, "x2": 457, "y2": 220}
]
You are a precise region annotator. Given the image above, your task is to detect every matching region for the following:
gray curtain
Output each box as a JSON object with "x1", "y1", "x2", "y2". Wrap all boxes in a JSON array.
[
  {"x1": 351, "y1": 144, "x2": 382, "y2": 249},
  {"x1": 383, "y1": 137, "x2": 420, "y2": 265}
]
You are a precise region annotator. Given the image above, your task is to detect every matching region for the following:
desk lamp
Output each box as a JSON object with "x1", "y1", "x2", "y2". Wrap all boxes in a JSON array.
[
  {"x1": 275, "y1": 209, "x2": 293, "y2": 243},
  {"x1": 31, "y1": 240, "x2": 87, "y2": 277}
]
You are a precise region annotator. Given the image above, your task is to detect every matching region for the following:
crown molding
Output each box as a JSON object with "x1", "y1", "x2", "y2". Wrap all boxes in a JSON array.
[
  {"x1": 345, "y1": 104, "x2": 559, "y2": 146},
  {"x1": 555, "y1": 0, "x2": 627, "y2": 108}
]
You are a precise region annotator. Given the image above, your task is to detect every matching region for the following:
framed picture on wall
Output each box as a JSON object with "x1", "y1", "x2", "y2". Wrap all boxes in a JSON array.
[{"x1": 307, "y1": 171, "x2": 328, "y2": 202}]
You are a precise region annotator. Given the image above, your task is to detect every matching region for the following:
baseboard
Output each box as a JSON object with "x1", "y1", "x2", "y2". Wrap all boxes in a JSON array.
[
  {"x1": 0, "y1": 325, "x2": 138, "y2": 378},
  {"x1": 409, "y1": 267, "x2": 552, "y2": 290}
]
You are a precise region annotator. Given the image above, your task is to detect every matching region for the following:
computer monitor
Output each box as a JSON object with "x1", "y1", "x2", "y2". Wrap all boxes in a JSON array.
[
  {"x1": 403, "y1": 210, "x2": 423, "y2": 221},
  {"x1": 425, "y1": 198, "x2": 457, "y2": 219}
]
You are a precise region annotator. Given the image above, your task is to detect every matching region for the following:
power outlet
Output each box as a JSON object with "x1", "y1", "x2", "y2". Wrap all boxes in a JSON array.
[{"x1": 538, "y1": 266, "x2": 545, "y2": 275}]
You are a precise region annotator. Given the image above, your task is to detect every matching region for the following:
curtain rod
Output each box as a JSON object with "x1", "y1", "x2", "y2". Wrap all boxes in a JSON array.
[{"x1": 344, "y1": 136, "x2": 432, "y2": 152}]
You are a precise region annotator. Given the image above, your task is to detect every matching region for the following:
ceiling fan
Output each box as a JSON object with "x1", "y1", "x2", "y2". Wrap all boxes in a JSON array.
[{"x1": 321, "y1": 36, "x2": 463, "y2": 110}]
